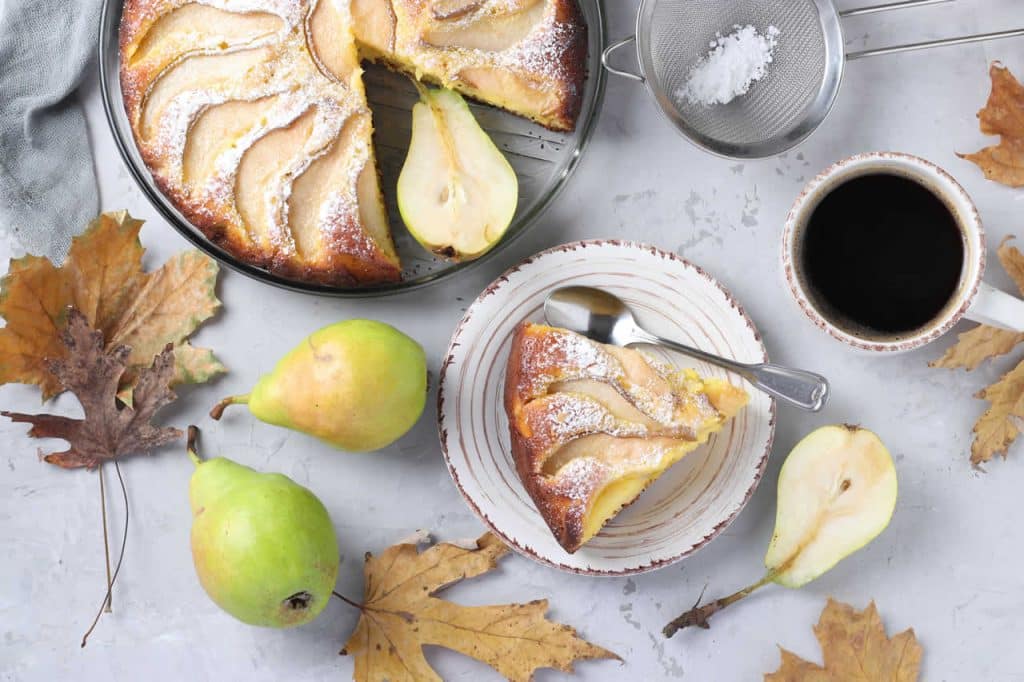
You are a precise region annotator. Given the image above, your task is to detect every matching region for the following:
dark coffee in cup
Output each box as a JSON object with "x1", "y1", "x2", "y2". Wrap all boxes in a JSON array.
[{"x1": 798, "y1": 172, "x2": 965, "y2": 336}]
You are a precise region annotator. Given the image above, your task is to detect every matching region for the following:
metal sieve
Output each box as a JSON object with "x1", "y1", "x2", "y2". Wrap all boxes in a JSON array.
[{"x1": 602, "y1": 0, "x2": 1024, "y2": 159}]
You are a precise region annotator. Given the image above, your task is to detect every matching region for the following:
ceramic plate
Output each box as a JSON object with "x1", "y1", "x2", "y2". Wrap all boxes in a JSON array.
[{"x1": 439, "y1": 240, "x2": 776, "y2": 575}]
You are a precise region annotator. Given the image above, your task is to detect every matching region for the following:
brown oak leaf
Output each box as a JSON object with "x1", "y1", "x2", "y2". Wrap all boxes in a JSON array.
[
  {"x1": 340, "y1": 532, "x2": 619, "y2": 682},
  {"x1": 765, "y1": 599, "x2": 922, "y2": 682},
  {"x1": 2, "y1": 308, "x2": 182, "y2": 469},
  {"x1": 958, "y1": 63, "x2": 1024, "y2": 187},
  {"x1": 932, "y1": 238, "x2": 1024, "y2": 370},
  {"x1": 0, "y1": 210, "x2": 224, "y2": 400}
]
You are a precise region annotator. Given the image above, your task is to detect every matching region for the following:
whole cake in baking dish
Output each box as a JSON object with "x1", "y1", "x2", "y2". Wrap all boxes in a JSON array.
[{"x1": 119, "y1": 0, "x2": 587, "y2": 286}]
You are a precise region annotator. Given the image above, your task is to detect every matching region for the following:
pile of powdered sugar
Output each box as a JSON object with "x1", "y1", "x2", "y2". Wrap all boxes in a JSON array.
[{"x1": 678, "y1": 24, "x2": 780, "y2": 107}]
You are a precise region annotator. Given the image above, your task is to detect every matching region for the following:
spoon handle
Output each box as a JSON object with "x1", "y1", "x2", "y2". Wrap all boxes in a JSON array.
[
  {"x1": 742, "y1": 363, "x2": 830, "y2": 412},
  {"x1": 635, "y1": 332, "x2": 829, "y2": 412}
]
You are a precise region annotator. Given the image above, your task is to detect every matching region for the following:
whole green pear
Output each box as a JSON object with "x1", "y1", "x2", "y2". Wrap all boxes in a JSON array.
[
  {"x1": 187, "y1": 430, "x2": 339, "y2": 627},
  {"x1": 212, "y1": 319, "x2": 427, "y2": 452}
]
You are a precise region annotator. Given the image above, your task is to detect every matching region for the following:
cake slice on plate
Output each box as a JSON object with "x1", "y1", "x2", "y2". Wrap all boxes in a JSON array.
[{"x1": 504, "y1": 322, "x2": 748, "y2": 553}]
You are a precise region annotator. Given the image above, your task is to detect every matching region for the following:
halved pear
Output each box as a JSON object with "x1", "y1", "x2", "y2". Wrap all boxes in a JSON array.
[
  {"x1": 765, "y1": 425, "x2": 897, "y2": 588},
  {"x1": 397, "y1": 86, "x2": 518, "y2": 260},
  {"x1": 664, "y1": 424, "x2": 898, "y2": 637}
]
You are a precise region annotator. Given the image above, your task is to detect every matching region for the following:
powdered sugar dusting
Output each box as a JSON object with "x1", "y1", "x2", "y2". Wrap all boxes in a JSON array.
[
  {"x1": 403, "y1": 0, "x2": 576, "y2": 89},
  {"x1": 511, "y1": 324, "x2": 729, "y2": 477},
  {"x1": 543, "y1": 392, "x2": 648, "y2": 442}
]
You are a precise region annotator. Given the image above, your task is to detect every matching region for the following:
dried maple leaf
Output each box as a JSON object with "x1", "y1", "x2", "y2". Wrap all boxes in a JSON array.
[
  {"x1": 971, "y1": 360, "x2": 1024, "y2": 466},
  {"x1": 932, "y1": 239, "x2": 1024, "y2": 370},
  {"x1": 765, "y1": 599, "x2": 922, "y2": 682},
  {"x1": 2, "y1": 308, "x2": 182, "y2": 469},
  {"x1": 931, "y1": 239, "x2": 1024, "y2": 464},
  {"x1": 959, "y1": 63, "x2": 1024, "y2": 187},
  {"x1": 340, "y1": 532, "x2": 619, "y2": 682},
  {"x1": 0, "y1": 210, "x2": 224, "y2": 400}
]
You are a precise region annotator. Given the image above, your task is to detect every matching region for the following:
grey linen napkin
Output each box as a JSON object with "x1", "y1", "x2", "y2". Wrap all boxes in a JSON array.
[{"x1": 0, "y1": 0, "x2": 103, "y2": 261}]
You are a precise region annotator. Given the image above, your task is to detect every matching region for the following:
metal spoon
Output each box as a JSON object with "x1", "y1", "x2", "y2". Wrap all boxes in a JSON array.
[{"x1": 543, "y1": 286, "x2": 829, "y2": 412}]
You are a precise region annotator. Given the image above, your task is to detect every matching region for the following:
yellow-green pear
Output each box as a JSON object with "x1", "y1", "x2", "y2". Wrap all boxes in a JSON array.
[
  {"x1": 212, "y1": 319, "x2": 427, "y2": 452},
  {"x1": 186, "y1": 428, "x2": 339, "y2": 627},
  {"x1": 397, "y1": 85, "x2": 518, "y2": 260}
]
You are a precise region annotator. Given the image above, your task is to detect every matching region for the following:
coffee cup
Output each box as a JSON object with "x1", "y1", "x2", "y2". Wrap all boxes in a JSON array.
[{"x1": 783, "y1": 152, "x2": 1024, "y2": 353}]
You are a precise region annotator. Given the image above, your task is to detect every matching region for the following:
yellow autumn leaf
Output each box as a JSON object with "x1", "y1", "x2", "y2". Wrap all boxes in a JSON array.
[
  {"x1": 959, "y1": 63, "x2": 1024, "y2": 188},
  {"x1": 0, "y1": 211, "x2": 225, "y2": 399},
  {"x1": 930, "y1": 326, "x2": 1024, "y2": 371},
  {"x1": 340, "y1": 532, "x2": 619, "y2": 682},
  {"x1": 972, "y1": 360, "x2": 1024, "y2": 466},
  {"x1": 765, "y1": 599, "x2": 922, "y2": 682},
  {"x1": 931, "y1": 238, "x2": 1024, "y2": 370}
]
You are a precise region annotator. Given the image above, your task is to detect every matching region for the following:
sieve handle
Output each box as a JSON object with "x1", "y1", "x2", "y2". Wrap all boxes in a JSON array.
[
  {"x1": 838, "y1": 0, "x2": 952, "y2": 18},
  {"x1": 601, "y1": 36, "x2": 644, "y2": 83},
  {"x1": 847, "y1": 28, "x2": 1024, "y2": 61}
]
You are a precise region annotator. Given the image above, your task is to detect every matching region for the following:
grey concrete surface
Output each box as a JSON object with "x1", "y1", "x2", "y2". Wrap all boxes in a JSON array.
[{"x1": 4, "y1": 1, "x2": 1024, "y2": 679}]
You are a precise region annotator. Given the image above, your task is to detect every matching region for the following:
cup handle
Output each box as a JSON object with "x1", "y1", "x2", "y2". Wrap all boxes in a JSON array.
[{"x1": 965, "y1": 281, "x2": 1024, "y2": 332}]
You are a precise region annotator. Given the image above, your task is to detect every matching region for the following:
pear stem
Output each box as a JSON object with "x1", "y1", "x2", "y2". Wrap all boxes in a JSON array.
[
  {"x1": 663, "y1": 572, "x2": 776, "y2": 638},
  {"x1": 209, "y1": 394, "x2": 250, "y2": 420},
  {"x1": 186, "y1": 425, "x2": 203, "y2": 466},
  {"x1": 333, "y1": 591, "x2": 363, "y2": 610},
  {"x1": 408, "y1": 75, "x2": 431, "y2": 100}
]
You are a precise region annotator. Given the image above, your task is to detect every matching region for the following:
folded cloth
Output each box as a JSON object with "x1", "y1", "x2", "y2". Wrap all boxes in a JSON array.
[{"x1": 0, "y1": 0, "x2": 103, "y2": 261}]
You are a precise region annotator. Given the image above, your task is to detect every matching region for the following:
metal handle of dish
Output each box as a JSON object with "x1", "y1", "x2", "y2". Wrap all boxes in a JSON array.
[
  {"x1": 601, "y1": 36, "x2": 644, "y2": 83},
  {"x1": 639, "y1": 331, "x2": 830, "y2": 412},
  {"x1": 840, "y1": 0, "x2": 1024, "y2": 60}
]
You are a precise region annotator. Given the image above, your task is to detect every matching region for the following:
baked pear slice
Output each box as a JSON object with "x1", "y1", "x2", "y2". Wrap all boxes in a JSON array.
[
  {"x1": 504, "y1": 322, "x2": 748, "y2": 553},
  {"x1": 397, "y1": 86, "x2": 518, "y2": 260}
]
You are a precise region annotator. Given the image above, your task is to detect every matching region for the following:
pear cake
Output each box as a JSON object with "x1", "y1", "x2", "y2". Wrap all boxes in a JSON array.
[
  {"x1": 119, "y1": 0, "x2": 587, "y2": 286},
  {"x1": 504, "y1": 322, "x2": 749, "y2": 554}
]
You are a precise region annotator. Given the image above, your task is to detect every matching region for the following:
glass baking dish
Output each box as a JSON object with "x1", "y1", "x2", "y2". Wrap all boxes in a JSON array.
[{"x1": 98, "y1": 0, "x2": 607, "y2": 297}]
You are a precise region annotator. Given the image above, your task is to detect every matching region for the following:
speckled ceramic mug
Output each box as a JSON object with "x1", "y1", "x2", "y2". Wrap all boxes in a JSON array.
[{"x1": 783, "y1": 152, "x2": 1024, "y2": 353}]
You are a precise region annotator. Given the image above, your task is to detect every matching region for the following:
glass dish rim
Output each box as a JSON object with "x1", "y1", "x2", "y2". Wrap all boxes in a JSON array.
[{"x1": 97, "y1": 0, "x2": 608, "y2": 298}]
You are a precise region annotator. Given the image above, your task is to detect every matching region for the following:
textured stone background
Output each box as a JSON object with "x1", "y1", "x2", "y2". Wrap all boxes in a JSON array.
[{"x1": 3, "y1": 1, "x2": 1024, "y2": 679}]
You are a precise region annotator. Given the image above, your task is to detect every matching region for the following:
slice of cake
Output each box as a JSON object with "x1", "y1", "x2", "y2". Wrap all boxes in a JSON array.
[{"x1": 504, "y1": 322, "x2": 748, "y2": 553}]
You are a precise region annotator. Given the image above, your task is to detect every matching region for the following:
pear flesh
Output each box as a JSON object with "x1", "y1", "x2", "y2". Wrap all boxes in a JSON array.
[
  {"x1": 397, "y1": 87, "x2": 518, "y2": 260},
  {"x1": 189, "y1": 455, "x2": 339, "y2": 627},
  {"x1": 766, "y1": 424, "x2": 898, "y2": 588},
  {"x1": 212, "y1": 319, "x2": 427, "y2": 452},
  {"x1": 664, "y1": 424, "x2": 898, "y2": 636}
]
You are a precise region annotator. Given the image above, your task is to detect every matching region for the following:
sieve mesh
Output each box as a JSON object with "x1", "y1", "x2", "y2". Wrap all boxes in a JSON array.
[{"x1": 640, "y1": 0, "x2": 839, "y2": 157}]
